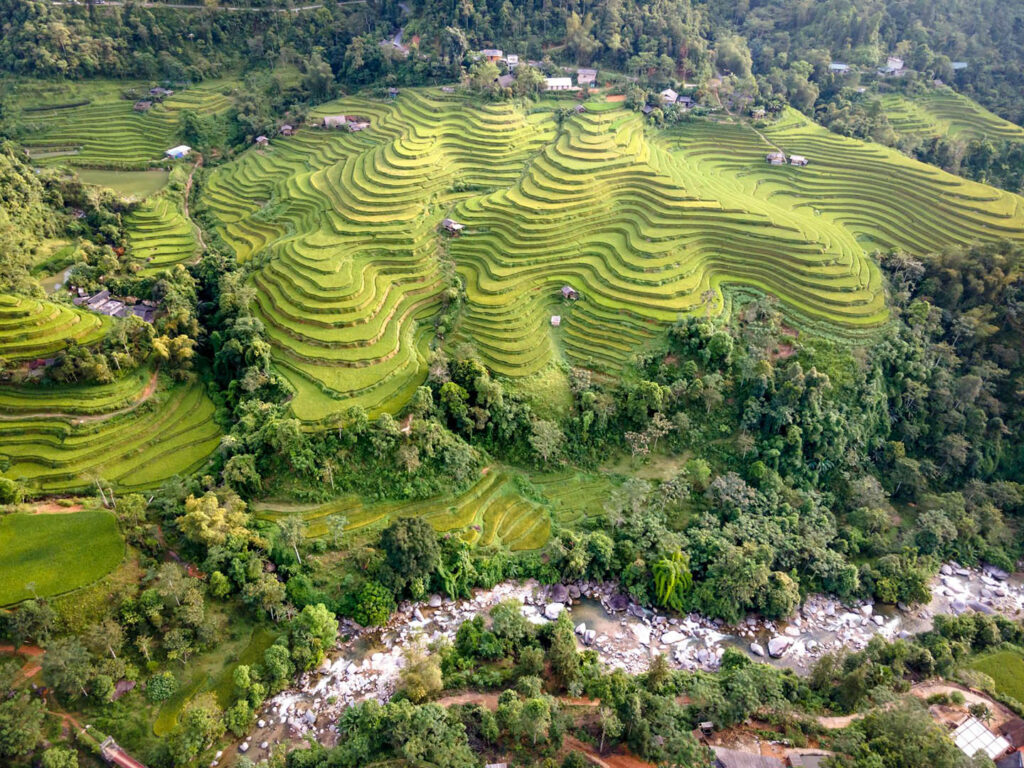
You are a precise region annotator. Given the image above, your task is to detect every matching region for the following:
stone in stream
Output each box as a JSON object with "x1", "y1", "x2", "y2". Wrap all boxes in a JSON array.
[
  {"x1": 872, "y1": 615, "x2": 885, "y2": 626},
  {"x1": 568, "y1": 584, "x2": 581, "y2": 599},
  {"x1": 549, "y1": 584, "x2": 569, "y2": 603},
  {"x1": 584, "y1": 629, "x2": 597, "y2": 645},
  {"x1": 783, "y1": 626, "x2": 801, "y2": 638},
  {"x1": 544, "y1": 603, "x2": 565, "y2": 620},
  {"x1": 239, "y1": 743, "x2": 249, "y2": 753},
  {"x1": 428, "y1": 594, "x2": 442, "y2": 608},
  {"x1": 750, "y1": 642, "x2": 766, "y2": 657},
  {"x1": 575, "y1": 622, "x2": 586, "y2": 635},
  {"x1": 767, "y1": 636, "x2": 791, "y2": 658},
  {"x1": 631, "y1": 625, "x2": 652, "y2": 646},
  {"x1": 660, "y1": 630, "x2": 685, "y2": 645}
]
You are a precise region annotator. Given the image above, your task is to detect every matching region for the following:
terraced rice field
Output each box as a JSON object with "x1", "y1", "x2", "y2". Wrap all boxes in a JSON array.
[
  {"x1": 202, "y1": 93, "x2": 1024, "y2": 423},
  {"x1": 0, "y1": 294, "x2": 109, "y2": 360},
  {"x1": 205, "y1": 89, "x2": 554, "y2": 422},
  {"x1": 0, "y1": 374, "x2": 222, "y2": 494},
  {"x1": 126, "y1": 169, "x2": 199, "y2": 273},
  {"x1": 19, "y1": 80, "x2": 235, "y2": 169},
  {"x1": 253, "y1": 468, "x2": 610, "y2": 551},
  {"x1": 879, "y1": 88, "x2": 1024, "y2": 142}
]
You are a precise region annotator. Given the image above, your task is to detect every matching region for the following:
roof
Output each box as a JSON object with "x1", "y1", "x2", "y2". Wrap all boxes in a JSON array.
[
  {"x1": 766, "y1": 151, "x2": 785, "y2": 159},
  {"x1": 577, "y1": 68, "x2": 597, "y2": 76},
  {"x1": 281, "y1": 124, "x2": 293, "y2": 130},
  {"x1": 505, "y1": 54, "x2": 519, "y2": 64},
  {"x1": 660, "y1": 88, "x2": 679, "y2": 102},
  {"x1": 829, "y1": 62, "x2": 849, "y2": 71},
  {"x1": 712, "y1": 746, "x2": 786, "y2": 768},
  {"x1": 790, "y1": 154, "x2": 808, "y2": 162},
  {"x1": 952, "y1": 61, "x2": 968, "y2": 69},
  {"x1": 641, "y1": 104, "x2": 654, "y2": 115},
  {"x1": 441, "y1": 218, "x2": 464, "y2": 230},
  {"x1": 789, "y1": 755, "x2": 830, "y2": 768},
  {"x1": 255, "y1": 135, "x2": 268, "y2": 142},
  {"x1": 480, "y1": 49, "x2": 503, "y2": 57},
  {"x1": 952, "y1": 717, "x2": 1012, "y2": 760},
  {"x1": 545, "y1": 77, "x2": 573, "y2": 87},
  {"x1": 165, "y1": 145, "x2": 191, "y2": 156},
  {"x1": 996, "y1": 748, "x2": 1024, "y2": 768},
  {"x1": 497, "y1": 74, "x2": 515, "y2": 88}
]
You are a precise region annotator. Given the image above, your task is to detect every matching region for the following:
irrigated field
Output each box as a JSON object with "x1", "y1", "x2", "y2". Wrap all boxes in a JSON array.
[
  {"x1": 0, "y1": 294, "x2": 110, "y2": 360},
  {"x1": 0, "y1": 509, "x2": 124, "y2": 606},
  {"x1": 202, "y1": 93, "x2": 1024, "y2": 423},
  {"x1": 969, "y1": 649, "x2": 1024, "y2": 704},
  {"x1": 15, "y1": 78, "x2": 235, "y2": 169},
  {"x1": 126, "y1": 168, "x2": 200, "y2": 273},
  {"x1": 0, "y1": 371, "x2": 222, "y2": 493},
  {"x1": 253, "y1": 469, "x2": 613, "y2": 551},
  {"x1": 879, "y1": 88, "x2": 1024, "y2": 143}
]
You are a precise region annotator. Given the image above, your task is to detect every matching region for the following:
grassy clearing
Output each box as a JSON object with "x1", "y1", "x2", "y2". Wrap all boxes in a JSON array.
[
  {"x1": 78, "y1": 169, "x2": 170, "y2": 198},
  {"x1": 0, "y1": 509, "x2": 124, "y2": 606},
  {"x1": 969, "y1": 649, "x2": 1024, "y2": 703}
]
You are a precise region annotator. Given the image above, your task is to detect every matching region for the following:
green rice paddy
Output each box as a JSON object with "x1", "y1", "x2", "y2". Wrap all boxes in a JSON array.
[
  {"x1": 969, "y1": 649, "x2": 1024, "y2": 704},
  {"x1": 78, "y1": 169, "x2": 170, "y2": 198},
  {"x1": 879, "y1": 87, "x2": 1024, "y2": 143},
  {"x1": 0, "y1": 294, "x2": 110, "y2": 360},
  {"x1": 0, "y1": 509, "x2": 124, "y2": 606}
]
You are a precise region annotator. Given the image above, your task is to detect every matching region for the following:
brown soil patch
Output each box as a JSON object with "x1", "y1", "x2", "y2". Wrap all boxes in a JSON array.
[
  {"x1": 30, "y1": 501, "x2": 84, "y2": 515},
  {"x1": 564, "y1": 735, "x2": 655, "y2": 768},
  {"x1": 605, "y1": 94, "x2": 626, "y2": 103}
]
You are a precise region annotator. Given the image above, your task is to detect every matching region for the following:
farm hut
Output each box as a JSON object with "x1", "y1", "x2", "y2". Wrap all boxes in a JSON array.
[
  {"x1": 766, "y1": 151, "x2": 786, "y2": 165},
  {"x1": 348, "y1": 120, "x2": 370, "y2": 132},
  {"x1": 660, "y1": 88, "x2": 679, "y2": 104},
  {"x1": 698, "y1": 721, "x2": 714, "y2": 736},
  {"x1": 678, "y1": 95, "x2": 695, "y2": 109},
  {"x1": 952, "y1": 61, "x2": 968, "y2": 71},
  {"x1": 789, "y1": 155, "x2": 809, "y2": 166},
  {"x1": 441, "y1": 218, "x2": 465, "y2": 234},
  {"x1": 480, "y1": 49, "x2": 503, "y2": 62},
  {"x1": 545, "y1": 77, "x2": 574, "y2": 91},
  {"x1": 573, "y1": 104, "x2": 587, "y2": 114},
  {"x1": 165, "y1": 145, "x2": 191, "y2": 159},
  {"x1": 280, "y1": 124, "x2": 294, "y2": 136},
  {"x1": 829, "y1": 62, "x2": 850, "y2": 73},
  {"x1": 441, "y1": 86, "x2": 456, "y2": 93},
  {"x1": 550, "y1": 315, "x2": 561, "y2": 327},
  {"x1": 951, "y1": 717, "x2": 1012, "y2": 761},
  {"x1": 504, "y1": 54, "x2": 519, "y2": 67},
  {"x1": 388, "y1": 87, "x2": 400, "y2": 98},
  {"x1": 497, "y1": 74, "x2": 515, "y2": 89},
  {"x1": 149, "y1": 87, "x2": 174, "y2": 98},
  {"x1": 751, "y1": 107, "x2": 766, "y2": 119},
  {"x1": 711, "y1": 746, "x2": 785, "y2": 768},
  {"x1": 133, "y1": 100, "x2": 152, "y2": 112},
  {"x1": 561, "y1": 285, "x2": 580, "y2": 300},
  {"x1": 641, "y1": 104, "x2": 655, "y2": 115},
  {"x1": 577, "y1": 68, "x2": 597, "y2": 86},
  {"x1": 132, "y1": 305, "x2": 156, "y2": 323},
  {"x1": 323, "y1": 115, "x2": 348, "y2": 128},
  {"x1": 255, "y1": 135, "x2": 269, "y2": 147}
]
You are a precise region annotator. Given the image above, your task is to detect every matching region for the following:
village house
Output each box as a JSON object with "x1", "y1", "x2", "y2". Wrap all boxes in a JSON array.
[
  {"x1": 133, "y1": 100, "x2": 152, "y2": 112},
  {"x1": 576, "y1": 68, "x2": 597, "y2": 86},
  {"x1": 165, "y1": 145, "x2": 191, "y2": 159},
  {"x1": 323, "y1": 115, "x2": 348, "y2": 128},
  {"x1": 544, "y1": 77, "x2": 575, "y2": 91},
  {"x1": 497, "y1": 73, "x2": 515, "y2": 89},
  {"x1": 280, "y1": 124, "x2": 294, "y2": 136},
  {"x1": 441, "y1": 86, "x2": 456, "y2": 93},
  {"x1": 348, "y1": 119, "x2": 370, "y2": 132},
  {"x1": 441, "y1": 218, "x2": 464, "y2": 234},
  {"x1": 641, "y1": 104, "x2": 655, "y2": 115},
  {"x1": 73, "y1": 289, "x2": 156, "y2": 323},
  {"x1": 751, "y1": 107, "x2": 766, "y2": 119},
  {"x1": 561, "y1": 285, "x2": 580, "y2": 300},
  {"x1": 149, "y1": 86, "x2": 173, "y2": 98},
  {"x1": 660, "y1": 87, "x2": 679, "y2": 104},
  {"x1": 880, "y1": 56, "x2": 905, "y2": 75},
  {"x1": 996, "y1": 747, "x2": 1024, "y2": 768},
  {"x1": 789, "y1": 154, "x2": 809, "y2": 166},
  {"x1": 952, "y1": 61, "x2": 968, "y2": 71},
  {"x1": 766, "y1": 151, "x2": 786, "y2": 165},
  {"x1": 480, "y1": 49, "x2": 503, "y2": 62},
  {"x1": 829, "y1": 62, "x2": 850, "y2": 73},
  {"x1": 504, "y1": 54, "x2": 519, "y2": 68},
  {"x1": 388, "y1": 87, "x2": 400, "y2": 98},
  {"x1": 255, "y1": 135, "x2": 269, "y2": 147},
  {"x1": 573, "y1": 104, "x2": 587, "y2": 114},
  {"x1": 678, "y1": 95, "x2": 695, "y2": 109}
]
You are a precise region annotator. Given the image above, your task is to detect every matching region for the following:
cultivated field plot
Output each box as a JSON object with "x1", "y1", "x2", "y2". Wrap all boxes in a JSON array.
[
  {"x1": 203, "y1": 93, "x2": 1024, "y2": 423},
  {"x1": 970, "y1": 649, "x2": 1024, "y2": 704},
  {"x1": 0, "y1": 374, "x2": 222, "y2": 494},
  {"x1": 15, "y1": 78, "x2": 236, "y2": 169},
  {"x1": 0, "y1": 294, "x2": 110, "y2": 360},
  {"x1": 879, "y1": 88, "x2": 1024, "y2": 143},
  {"x1": 0, "y1": 509, "x2": 124, "y2": 606},
  {"x1": 253, "y1": 468, "x2": 610, "y2": 551},
  {"x1": 125, "y1": 168, "x2": 199, "y2": 273}
]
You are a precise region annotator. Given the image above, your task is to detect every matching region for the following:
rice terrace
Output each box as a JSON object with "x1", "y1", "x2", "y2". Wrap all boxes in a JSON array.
[{"x1": 3, "y1": 2, "x2": 1024, "y2": 766}]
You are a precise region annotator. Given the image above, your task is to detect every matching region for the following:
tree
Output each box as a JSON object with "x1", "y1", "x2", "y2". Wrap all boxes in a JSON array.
[
  {"x1": 0, "y1": 683, "x2": 44, "y2": 759},
  {"x1": 167, "y1": 694, "x2": 225, "y2": 767},
  {"x1": 352, "y1": 581, "x2": 396, "y2": 627},
  {"x1": 6, "y1": 599, "x2": 56, "y2": 648},
  {"x1": 278, "y1": 515, "x2": 306, "y2": 564},
  {"x1": 327, "y1": 513, "x2": 349, "y2": 548},
  {"x1": 40, "y1": 747, "x2": 78, "y2": 768},
  {"x1": 520, "y1": 697, "x2": 552, "y2": 745},
  {"x1": 288, "y1": 603, "x2": 338, "y2": 671},
  {"x1": 380, "y1": 518, "x2": 440, "y2": 593},
  {"x1": 599, "y1": 706, "x2": 623, "y2": 752},
  {"x1": 177, "y1": 492, "x2": 251, "y2": 549},
  {"x1": 398, "y1": 644, "x2": 443, "y2": 703},
  {"x1": 0, "y1": 477, "x2": 24, "y2": 504},
  {"x1": 42, "y1": 637, "x2": 92, "y2": 699},
  {"x1": 147, "y1": 671, "x2": 178, "y2": 703},
  {"x1": 529, "y1": 419, "x2": 565, "y2": 464}
]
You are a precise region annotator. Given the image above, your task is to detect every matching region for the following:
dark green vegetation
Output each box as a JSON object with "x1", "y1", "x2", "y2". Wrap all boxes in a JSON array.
[{"x1": 1, "y1": 0, "x2": 1024, "y2": 767}]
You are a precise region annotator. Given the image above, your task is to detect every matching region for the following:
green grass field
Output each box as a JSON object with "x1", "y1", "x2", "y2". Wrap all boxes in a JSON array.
[
  {"x1": 78, "y1": 169, "x2": 170, "y2": 198},
  {"x1": 879, "y1": 87, "x2": 1024, "y2": 143},
  {"x1": 0, "y1": 509, "x2": 124, "y2": 606},
  {"x1": 969, "y1": 649, "x2": 1024, "y2": 703}
]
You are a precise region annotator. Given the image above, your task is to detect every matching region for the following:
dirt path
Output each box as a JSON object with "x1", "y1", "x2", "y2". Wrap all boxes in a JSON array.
[
  {"x1": 0, "y1": 368, "x2": 159, "y2": 424},
  {"x1": 0, "y1": 643, "x2": 46, "y2": 684},
  {"x1": 564, "y1": 735, "x2": 655, "y2": 768},
  {"x1": 183, "y1": 157, "x2": 207, "y2": 256}
]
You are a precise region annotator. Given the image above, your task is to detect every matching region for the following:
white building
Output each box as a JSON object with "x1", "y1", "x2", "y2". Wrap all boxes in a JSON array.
[
  {"x1": 165, "y1": 145, "x2": 191, "y2": 159},
  {"x1": 659, "y1": 88, "x2": 679, "y2": 104},
  {"x1": 544, "y1": 77, "x2": 574, "y2": 91},
  {"x1": 952, "y1": 717, "x2": 1012, "y2": 761}
]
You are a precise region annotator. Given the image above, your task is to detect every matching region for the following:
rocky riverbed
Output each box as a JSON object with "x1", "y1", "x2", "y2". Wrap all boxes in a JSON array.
[{"x1": 225, "y1": 562, "x2": 1023, "y2": 764}]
